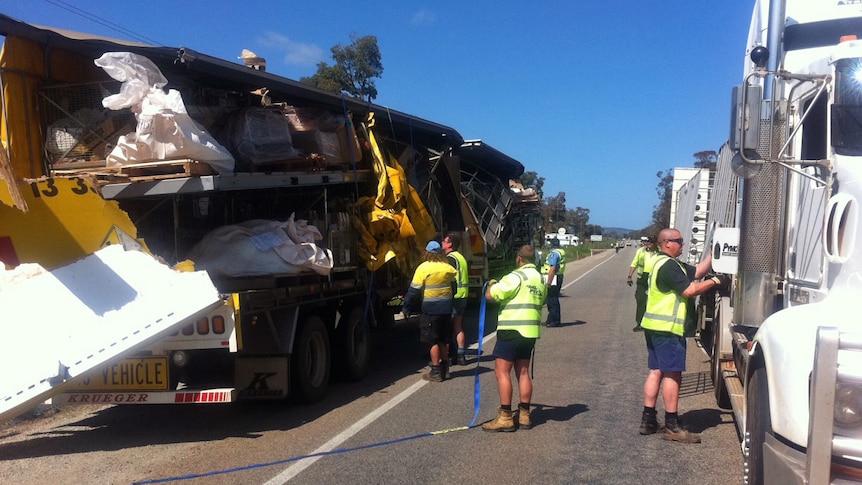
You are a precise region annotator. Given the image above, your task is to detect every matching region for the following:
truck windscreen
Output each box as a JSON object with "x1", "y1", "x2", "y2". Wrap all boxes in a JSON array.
[{"x1": 832, "y1": 58, "x2": 862, "y2": 156}]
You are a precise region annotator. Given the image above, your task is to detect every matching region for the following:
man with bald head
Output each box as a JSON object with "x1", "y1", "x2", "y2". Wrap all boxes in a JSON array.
[{"x1": 639, "y1": 228, "x2": 722, "y2": 443}]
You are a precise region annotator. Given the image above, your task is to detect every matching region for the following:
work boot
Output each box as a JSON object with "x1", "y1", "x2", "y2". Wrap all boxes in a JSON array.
[
  {"x1": 482, "y1": 408, "x2": 516, "y2": 432},
  {"x1": 457, "y1": 353, "x2": 468, "y2": 366},
  {"x1": 516, "y1": 407, "x2": 532, "y2": 430},
  {"x1": 639, "y1": 413, "x2": 659, "y2": 435},
  {"x1": 422, "y1": 365, "x2": 443, "y2": 382},
  {"x1": 440, "y1": 361, "x2": 449, "y2": 380},
  {"x1": 662, "y1": 421, "x2": 701, "y2": 443},
  {"x1": 632, "y1": 325, "x2": 644, "y2": 332}
]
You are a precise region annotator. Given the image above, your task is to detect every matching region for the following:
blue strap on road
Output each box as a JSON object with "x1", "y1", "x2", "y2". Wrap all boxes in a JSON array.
[
  {"x1": 467, "y1": 281, "x2": 489, "y2": 428},
  {"x1": 133, "y1": 283, "x2": 492, "y2": 484},
  {"x1": 131, "y1": 429, "x2": 447, "y2": 484}
]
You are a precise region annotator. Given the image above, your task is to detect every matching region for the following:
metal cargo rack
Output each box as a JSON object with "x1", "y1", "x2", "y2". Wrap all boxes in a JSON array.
[{"x1": 39, "y1": 81, "x2": 136, "y2": 165}]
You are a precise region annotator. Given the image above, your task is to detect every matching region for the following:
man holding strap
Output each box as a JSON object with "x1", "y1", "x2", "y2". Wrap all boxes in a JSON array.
[{"x1": 482, "y1": 245, "x2": 546, "y2": 432}]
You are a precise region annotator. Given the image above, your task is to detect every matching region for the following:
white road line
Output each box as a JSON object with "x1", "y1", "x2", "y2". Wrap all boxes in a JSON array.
[
  {"x1": 267, "y1": 319, "x2": 499, "y2": 483},
  {"x1": 267, "y1": 254, "x2": 610, "y2": 483},
  {"x1": 265, "y1": 379, "x2": 428, "y2": 484},
  {"x1": 562, "y1": 253, "x2": 615, "y2": 290}
]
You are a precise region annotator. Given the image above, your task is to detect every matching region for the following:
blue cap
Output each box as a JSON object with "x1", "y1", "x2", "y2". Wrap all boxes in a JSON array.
[{"x1": 426, "y1": 240, "x2": 442, "y2": 253}]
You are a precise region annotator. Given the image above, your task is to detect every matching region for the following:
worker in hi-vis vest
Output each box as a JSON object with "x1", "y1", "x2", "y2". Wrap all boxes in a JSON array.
[
  {"x1": 627, "y1": 235, "x2": 657, "y2": 332},
  {"x1": 540, "y1": 237, "x2": 565, "y2": 327},
  {"x1": 443, "y1": 231, "x2": 469, "y2": 366},
  {"x1": 639, "y1": 228, "x2": 724, "y2": 443},
  {"x1": 482, "y1": 245, "x2": 546, "y2": 432}
]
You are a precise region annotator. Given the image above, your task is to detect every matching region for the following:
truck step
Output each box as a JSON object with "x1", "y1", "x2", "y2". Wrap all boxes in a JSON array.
[{"x1": 723, "y1": 368, "x2": 746, "y2": 428}]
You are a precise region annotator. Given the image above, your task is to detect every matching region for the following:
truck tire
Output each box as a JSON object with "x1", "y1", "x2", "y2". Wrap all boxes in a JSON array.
[
  {"x1": 745, "y1": 365, "x2": 771, "y2": 485},
  {"x1": 337, "y1": 306, "x2": 371, "y2": 381},
  {"x1": 291, "y1": 315, "x2": 331, "y2": 404}
]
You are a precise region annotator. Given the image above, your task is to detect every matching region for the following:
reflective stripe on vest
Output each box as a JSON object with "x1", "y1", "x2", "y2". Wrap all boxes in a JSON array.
[
  {"x1": 497, "y1": 266, "x2": 545, "y2": 339},
  {"x1": 448, "y1": 250, "x2": 469, "y2": 299},
  {"x1": 640, "y1": 256, "x2": 687, "y2": 336}
]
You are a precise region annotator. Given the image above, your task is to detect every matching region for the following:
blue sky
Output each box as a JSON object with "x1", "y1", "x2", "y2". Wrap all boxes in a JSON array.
[{"x1": 4, "y1": 1, "x2": 755, "y2": 230}]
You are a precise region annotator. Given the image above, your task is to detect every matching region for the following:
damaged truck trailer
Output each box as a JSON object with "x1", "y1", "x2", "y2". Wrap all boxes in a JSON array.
[
  {"x1": 0, "y1": 14, "x2": 481, "y2": 409},
  {"x1": 0, "y1": 15, "x2": 539, "y2": 412}
]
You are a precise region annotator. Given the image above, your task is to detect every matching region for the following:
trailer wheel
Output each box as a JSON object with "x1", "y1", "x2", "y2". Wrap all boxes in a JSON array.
[
  {"x1": 292, "y1": 315, "x2": 331, "y2": 404},
  {"x1": 337, "y1": 306, "x2": 371, "y2": 381},
  {"x1": 744, "y1": 365, "x2": 771, "y2": 485}
]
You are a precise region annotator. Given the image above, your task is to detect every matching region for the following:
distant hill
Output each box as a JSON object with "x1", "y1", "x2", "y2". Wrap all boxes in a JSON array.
[{"x1": 602, "y1": 227, "x2": 637, "y2": 236}]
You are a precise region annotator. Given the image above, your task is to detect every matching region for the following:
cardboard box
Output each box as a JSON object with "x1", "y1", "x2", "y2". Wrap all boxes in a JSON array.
[{"x1": 291, "y1": 130, "x2": 342, "y2": 165}]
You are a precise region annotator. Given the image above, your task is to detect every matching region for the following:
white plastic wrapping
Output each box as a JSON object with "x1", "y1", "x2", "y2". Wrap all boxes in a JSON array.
[
  {"x1": 94, "y1": 52, "x2": 235, "y2": 173},
  {"x1": 188, "y1": 215, "x2": 333, "y2": 278}
]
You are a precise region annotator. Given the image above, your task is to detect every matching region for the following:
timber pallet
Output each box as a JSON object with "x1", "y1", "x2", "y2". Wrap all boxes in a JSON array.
[
  {"x1": 51, "y1": 159, "x2": 216, "y2": 183},
  {"x1": 120, "y1": 159, "x2": 216, "y2": 180}
]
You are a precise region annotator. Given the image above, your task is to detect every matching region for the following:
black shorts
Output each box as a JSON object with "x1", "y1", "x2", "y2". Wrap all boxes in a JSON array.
[
  {"x1": 420, "y1": 313, "x2": 453, "y2": 345},
  {"x1": 452, "y1": 298, "x2": 467, "y2": 317}
]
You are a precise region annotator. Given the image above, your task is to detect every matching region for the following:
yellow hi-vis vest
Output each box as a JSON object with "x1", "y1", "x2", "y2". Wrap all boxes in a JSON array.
[
  {"x1": 541, "y1": 248, "x2": 566, "y2": 275},
  {"x1": 643, "y1": 251, "x2": 659, "y2": 275},
  {"x1": 630, "y1": 247, "x2": 649, "y2": 277},
  {"x1": 447, "y1": 250, "x2": 469, "y2": 299},
  {"x1": 492, "y1": 264, "x2": 546, "y2": 338},
  {"x1": 633, "y1": 249, "x2": 659, "y2": 285},
  {"x1": 641, "y1": 255, "x2": 688, "y2": 337}
]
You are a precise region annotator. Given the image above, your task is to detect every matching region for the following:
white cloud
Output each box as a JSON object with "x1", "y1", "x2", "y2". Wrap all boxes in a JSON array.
[
  {"x1": 411, "y1": 9, "x2": 438, "y2": 26},
  {"x1": 257, "y1": 31, "x2": 325, "y2": 67}
]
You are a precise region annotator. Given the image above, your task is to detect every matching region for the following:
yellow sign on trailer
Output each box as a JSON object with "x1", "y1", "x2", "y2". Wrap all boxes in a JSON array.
[{"x1": 0, "y1": 177, "x2": 147, "y2": 269}]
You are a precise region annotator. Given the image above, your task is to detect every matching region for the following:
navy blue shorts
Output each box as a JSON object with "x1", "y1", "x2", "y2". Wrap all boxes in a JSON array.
[
  {"x1": 645, "y1": 331, "x2": 687, "y2": 372},
  {"x1": 420, "y1": 313, "x2": 452, "y2": 345},
  {"x1": 493, "y1": 333, "x2": 536, "y2": 361}
]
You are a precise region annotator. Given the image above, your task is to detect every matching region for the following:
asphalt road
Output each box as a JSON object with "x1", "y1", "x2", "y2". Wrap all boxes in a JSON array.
[{"x1": 0, "y1": 247, "x2": 743, "y2": 484}]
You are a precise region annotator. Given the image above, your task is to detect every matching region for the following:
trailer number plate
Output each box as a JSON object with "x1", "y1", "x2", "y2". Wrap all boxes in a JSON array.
[{"x1": 71, "y1": 357, "x2": 169, "y2": 391}]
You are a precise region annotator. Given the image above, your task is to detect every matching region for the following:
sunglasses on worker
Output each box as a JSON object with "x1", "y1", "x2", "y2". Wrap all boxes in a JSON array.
[{"x1": 666, "y1": 238, "x2": 685, "y2": 245}]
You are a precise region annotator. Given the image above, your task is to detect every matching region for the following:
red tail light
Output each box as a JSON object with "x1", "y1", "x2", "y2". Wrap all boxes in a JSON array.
[
  {"x1": 212, "y1": 315, "x2": 226, "y2": 334},
  {"x1": 196, "y1": 317, "x2": 209, "y2": 335}
]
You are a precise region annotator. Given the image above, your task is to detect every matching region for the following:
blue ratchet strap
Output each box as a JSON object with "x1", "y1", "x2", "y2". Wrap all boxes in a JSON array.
[{"x1": 467, "y1": 281, "x2": 489, "y2": 428}]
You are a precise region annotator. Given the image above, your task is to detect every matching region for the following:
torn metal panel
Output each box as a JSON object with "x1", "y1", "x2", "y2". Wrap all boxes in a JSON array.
[{"x1": 457, "y1": 139, "x2": 525, "y2": 181}]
